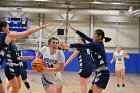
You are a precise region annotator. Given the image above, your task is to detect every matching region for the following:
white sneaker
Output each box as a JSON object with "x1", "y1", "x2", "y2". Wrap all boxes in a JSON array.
[{"x1": 28, "y1": 89, "x2": 32, "y2": 93}]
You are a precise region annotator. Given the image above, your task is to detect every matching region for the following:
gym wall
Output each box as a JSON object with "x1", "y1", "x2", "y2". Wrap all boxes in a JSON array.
[{"x1": 2, "y1": 50, "x2": 140, "y2": 74}]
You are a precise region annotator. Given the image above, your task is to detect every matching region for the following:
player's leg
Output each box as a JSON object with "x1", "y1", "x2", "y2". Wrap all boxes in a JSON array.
[
  {"x1": 93, "y1": 84, "x2": 103, "y2": 93},
  {"x1": 115, "y1": 64, "x2": 121, "y2": 87},
  {"x1": 5, "y1": 65, "x2": 20, "y2": 93},
  {"x1": 9, "y1": 76, "x2": 19, "y2": 93},
  {"x1": 22, "y1": 79, "x2": 32, "y2": 93},
  {"x1": 120, "y1": 68, "x2": 125, "y2": 87},
  {"x1": 0, "y1": 78, "x2": 5, "y2": 93},
  {"x1": 116, "y1": 70, "x2": 120, "y2": 87},
  {"x1": 17, "y1": 76, "x2": 22, "y2": 91},
  {"x1": 80, "y1": 66, "x2": 93, "y2": 93},
  {"x1": 41, "y1": 76, "x2": 57, "y2": 93},
  {"x1": 56, "y1": 86, "x2": 62, "y2": 93},
  {"x1": 44, "y1": 84, "x2": 57, "y2": 93},
  {"x1": 5, "y1": 82, "x2": 10, "y2": 93},
  {"x1": 21, "y1": 69, "x2": 32, "y2": 93},
  {"x1": 80, "y1": 77, "x2": 88, "y2": 93},
  {"x1": 92, "y1": 69, "x2": 110, "y2": 93}
]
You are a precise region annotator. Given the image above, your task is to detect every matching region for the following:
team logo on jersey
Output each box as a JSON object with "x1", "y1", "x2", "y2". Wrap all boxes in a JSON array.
[{"x1": 44, "y1": 58, "x2": 57, "y2": 64}]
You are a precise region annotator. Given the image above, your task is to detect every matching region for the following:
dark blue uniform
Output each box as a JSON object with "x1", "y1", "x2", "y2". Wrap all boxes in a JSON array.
[
  {"x1": 19, "y1": 60, "x2": 28, "y2": 80},
  {"x1": 70, "y1": 30, "x2": 110, "y2": 89},
  {"x1": 4, "y1": 42, "x2": 21, "y2": 80},
  {"x1": 0, "y1": 32, "x2": 21, "y2": 80},
  {"x1": 0, "y1": 32, "x2": 7, "y2": 83},
  {"x1": 17, "y1": 50, "x2": 28, "y2": 80},
  {"x1": 76, "y1": 48, "x2": 93, "y2": 78}
]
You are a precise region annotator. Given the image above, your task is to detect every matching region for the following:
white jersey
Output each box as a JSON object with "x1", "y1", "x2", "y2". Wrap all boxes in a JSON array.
[
  {"x1": 114, "y1": 50, "x2": 124, "y2": 64},
  {"x1": 39, "y1": 46, "x2": 65, "y2": 77}
]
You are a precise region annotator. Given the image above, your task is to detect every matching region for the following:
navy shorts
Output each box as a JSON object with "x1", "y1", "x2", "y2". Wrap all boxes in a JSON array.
[
  {"x1": 4, "y1": 65, "x2": 21, "y2": 80},
  {"x1": 92, "y1": 69, "x2": 110, "y2": 89},
  {"x1": 20, "y1": 69, "x2": 27, "y2": 80},
  {"x1": 0, "y1": 77, "x2": 2, "y2": 84},
  {"x1": 79, "y1": 66, "x2": 93, "y2": 78}
]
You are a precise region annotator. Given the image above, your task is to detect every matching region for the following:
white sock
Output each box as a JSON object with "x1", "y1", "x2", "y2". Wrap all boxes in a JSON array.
[{"x1": 28, "y1": 89, "x2": 32, "y2": 93}]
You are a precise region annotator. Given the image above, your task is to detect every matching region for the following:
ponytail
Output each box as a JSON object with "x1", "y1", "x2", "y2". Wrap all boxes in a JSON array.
[
  {"x1": 104, "y1": 37, "x2": 111, "y2": 42},
  {"x1": 95, "y1": 29, "x2": 111, "y2": 42}
]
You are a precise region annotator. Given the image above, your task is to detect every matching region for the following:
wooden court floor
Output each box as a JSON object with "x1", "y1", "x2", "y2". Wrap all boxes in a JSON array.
[{"x1": 0, "y1": 69, "x2": 140, "y2": 93}]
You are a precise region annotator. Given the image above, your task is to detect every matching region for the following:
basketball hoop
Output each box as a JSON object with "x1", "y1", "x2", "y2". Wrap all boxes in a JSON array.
[
  {"x1": 59, "y1": 9, "x2": 76, "y2": 21},
  {"x1": 8, "y1": 7, "x2": 23, "y2": 18}
]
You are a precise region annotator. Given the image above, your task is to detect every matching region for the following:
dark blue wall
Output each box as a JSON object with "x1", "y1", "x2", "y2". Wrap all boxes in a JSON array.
[{"x1": 1, "y1": 50, "x2": 140, "y2": 74}]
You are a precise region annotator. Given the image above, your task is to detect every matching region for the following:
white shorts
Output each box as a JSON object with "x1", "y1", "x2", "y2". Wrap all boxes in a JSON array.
[
  {"x1": 41, "y1": 72, "x2": 63, "y2": 89},
  {"x1": 115, "y1": 63, "x2": 125, "y2": 71}
]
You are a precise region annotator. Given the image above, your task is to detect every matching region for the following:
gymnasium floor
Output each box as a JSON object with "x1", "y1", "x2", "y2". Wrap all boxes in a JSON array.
[{"x1": 0, "y1": 69, "x2": 140, "y2": 93}]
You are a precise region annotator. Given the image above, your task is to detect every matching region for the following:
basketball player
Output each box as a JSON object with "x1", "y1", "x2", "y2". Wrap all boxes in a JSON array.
[
  {"x1": 19, "y1": 58, "x2": 33, "y2": 93},
  {"x1": 6, "y1": 54, "x2": 34, "y2": 93},
  {"x1": 0, "y1": 20, "x2": 50, "y2": 93},
  {"x1": 60, "y1": 22, "x2": 111, "y2": 93},
  {"x1": 35, "y1": 37, "x2": 65, "y2": 93},
  {"x1": 64, "y1": 37, "x2": 93, "y2": 93},
  {"x1": 110, "y1": 45, "x2": 129, "y2": 90}
]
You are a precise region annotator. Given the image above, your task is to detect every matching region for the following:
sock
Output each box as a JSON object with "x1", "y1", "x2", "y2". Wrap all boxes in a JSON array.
[
  {"x1": 117, "y1": 84, "x2": 120, "y2": 87},
  {"x1": 88, "y1": 90, "x2": 93, "y2": 93},
  {"x1": 122, "y1": 84, "x2": 125, "y2": 87},
  {"x1": 28, "y1": 89, "x2": 32, "y2": 93},
  {"x1": 24, "y1": 82, "x2": 30, "y2": 89}
]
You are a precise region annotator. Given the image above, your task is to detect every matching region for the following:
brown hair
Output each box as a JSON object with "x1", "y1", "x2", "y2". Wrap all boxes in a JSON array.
[
  {"x1": 0, "y1": 21, "x2": 8, "y2": 31},
  {"x1": 48, "y1": 37, "x2": 59, "y2": 45}
]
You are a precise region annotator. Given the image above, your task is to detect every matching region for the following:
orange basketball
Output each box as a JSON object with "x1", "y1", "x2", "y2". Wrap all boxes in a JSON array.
[{"x1": 31, "y1": 58, "x2": 46, "y2": 72}]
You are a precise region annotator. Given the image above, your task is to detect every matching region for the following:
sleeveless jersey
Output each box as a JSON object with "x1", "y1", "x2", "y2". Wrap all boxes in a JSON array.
[
  {"x1": 39, "y1": 46, "x2": 65, "y2": 76},
  {"x1": 114, "y1": 50, "x2": 124, "y2": 64},
  {"x1": 76, "y1": 48, "x2": 93, "y2": 68}
]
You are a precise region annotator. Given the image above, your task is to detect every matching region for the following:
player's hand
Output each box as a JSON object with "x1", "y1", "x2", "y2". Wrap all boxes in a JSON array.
[
  {"x1": 25, "y1": 56, "x2": 34, "y2": 60},
  {"x1": 40, "y1": 23, "x2": 51, "y2": 29},
  {"x1": 20, "y1": 56, "x2": 34, "y2": 60},
  {"x1": 59, "y1": 42, "x2": 70, "y2": 50},
  {"x1": 67, "y1": 21, "x2": 77, "y2": 32}
]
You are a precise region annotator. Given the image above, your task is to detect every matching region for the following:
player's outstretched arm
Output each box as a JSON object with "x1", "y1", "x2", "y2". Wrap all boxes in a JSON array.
[
  {"x1": 5, "y1": 23, "x2": 50, "y2": 44},
  {"x1": 65, "y1": 50, "x2": 79, "y2": 67},
  {"x1": 68, "y1": 21, "x2": 77, "y2": 32},
  {"x1": 110, "y1": 53, "x2": 116, "y2": 64}
]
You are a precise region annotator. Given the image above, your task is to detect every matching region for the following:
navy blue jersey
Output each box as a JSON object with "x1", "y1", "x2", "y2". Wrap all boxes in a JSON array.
[
  {"x1": 70, "y1": 30, "x2": 108, "y2": 69},
  {"x1": 0, "y1": 32, "x2": 8, "y2": 64},
  {"x1": 5, "y1": 42, "x2": 20, "y2": 64},
  {"x1": 76, "y1": 48, "x2": 93, "y2": 68},
  {"x1": 0, "y1": 32, "x2": 19, "y2": 65}
]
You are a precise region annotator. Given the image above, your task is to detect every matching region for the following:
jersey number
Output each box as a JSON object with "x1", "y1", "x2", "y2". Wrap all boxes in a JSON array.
[
  {"x1": 47, "y1": 63, "x2": 54, "y2": 68},
  {"x1": 118, "y1": 57, "x2": 122, "y2": 61}
]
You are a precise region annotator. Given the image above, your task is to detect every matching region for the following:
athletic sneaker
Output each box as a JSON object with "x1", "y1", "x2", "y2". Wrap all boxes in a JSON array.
[{"x1": 122, "y1": 84, "x2": 125, "y2": 87}]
